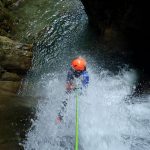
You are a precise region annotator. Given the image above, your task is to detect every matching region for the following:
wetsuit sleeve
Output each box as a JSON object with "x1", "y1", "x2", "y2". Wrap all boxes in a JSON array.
[
  {"x1": 66, "y1": 69, "x2": 74, "y2": 82},
  {"x1": 82, "y1": 71, "x2": 89, "y2": 87}
]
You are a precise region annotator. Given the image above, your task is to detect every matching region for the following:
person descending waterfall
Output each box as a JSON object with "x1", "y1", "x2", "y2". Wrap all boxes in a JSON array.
[
  {"x1": 56, "y1": 56, "x2": 89, "y2": 123},
  {"x1": 66, "y1": 56, "x2": 89, "y2": 92}
]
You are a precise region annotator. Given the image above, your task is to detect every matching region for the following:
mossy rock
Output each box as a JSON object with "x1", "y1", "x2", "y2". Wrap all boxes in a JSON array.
[
  {"x1": 0, "y1": 6, "x2": 15, "y2": 35},
  {"x1": 1, "y1": 0, "x2": 18, "y2": 8}
]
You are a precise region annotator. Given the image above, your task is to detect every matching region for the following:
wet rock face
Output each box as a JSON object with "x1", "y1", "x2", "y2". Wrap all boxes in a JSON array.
[
  {"x1": 0, "y1": 81, "x2": 20, "y2": 95},
  {"x1": 81, "y1": 0, "x2": 150, "y2": 74},
  {"x1": 1, "y1": 72, "x2": 21, "y2": 81},
  {"x1": 0, "y1": 36, "x2": 32, "y2": 73},
  {"x1": 0, "y1": 36, "x2": 33, "y2": 95},
  {"x1": 0, "y1": 0, "x2": 24, "y2": 36},
  {"x1": 0, "y1": 95, "x2": 36, "y2": 150}
]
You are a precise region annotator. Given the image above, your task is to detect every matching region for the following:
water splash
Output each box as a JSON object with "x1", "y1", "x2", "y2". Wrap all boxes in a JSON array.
[
  {"x1": 23, "y1": 67, "x2": 150, "y2": 150},
  {"x1": 18, "y1": 0, "x2": 150, "y2": 149}
]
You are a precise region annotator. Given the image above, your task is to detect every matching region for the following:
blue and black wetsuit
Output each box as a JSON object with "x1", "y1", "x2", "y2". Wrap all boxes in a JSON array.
[
  {"x1": 58, "y1": 68, "x2": 89, "y2": 120},
  {"x1": 66, "y1": 68, "x2": 89, "y2": 88}
]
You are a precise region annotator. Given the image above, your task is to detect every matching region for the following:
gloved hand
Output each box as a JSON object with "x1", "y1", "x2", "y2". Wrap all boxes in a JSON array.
[
  {"x1": 55, "y1": 115, "x2": 62, "y2": 124},
  {"x1": 66, "y1": 83, "x2": 75, "y2": 92}
]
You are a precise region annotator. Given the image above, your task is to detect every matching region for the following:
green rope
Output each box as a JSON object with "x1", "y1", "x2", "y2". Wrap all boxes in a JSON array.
[{"x1": 75, "y1": 92, "x2": 79, "y2": 150}]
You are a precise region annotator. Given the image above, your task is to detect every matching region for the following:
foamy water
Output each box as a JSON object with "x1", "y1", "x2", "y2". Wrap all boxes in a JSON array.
[
  {"x1": 19, "y1": 0, "x2": 150, "y2": 149},
  {"x1": 23, "y1": 67, "x2": 150, "y2": 150}
]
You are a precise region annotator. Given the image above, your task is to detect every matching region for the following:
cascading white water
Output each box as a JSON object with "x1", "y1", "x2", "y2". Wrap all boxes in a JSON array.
[
  {"x1": 19, "y1": 0, "x2": 150, "y2": 149},
  {"x1": 23, "y1": 66, "x2": 150, "y2": 150}
]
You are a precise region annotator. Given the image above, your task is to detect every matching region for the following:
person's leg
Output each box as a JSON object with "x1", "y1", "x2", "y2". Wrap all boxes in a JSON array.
[{"x1": 56, "y1": 93, "x2": 70, "y2": 122}]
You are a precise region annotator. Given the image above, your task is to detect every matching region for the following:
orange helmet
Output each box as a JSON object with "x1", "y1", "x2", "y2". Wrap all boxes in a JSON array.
[{"x1": 71, "y1": 57, "x2": 87, "y2": 71}]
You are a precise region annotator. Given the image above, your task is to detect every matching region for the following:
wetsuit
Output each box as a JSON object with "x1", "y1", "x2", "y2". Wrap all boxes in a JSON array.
[
  {"x1": 66, "y1": 67, "x2": 89, "y2": 91},
  {"x1": 57, "y1": 68, "x2": 89, "y2": 121}
]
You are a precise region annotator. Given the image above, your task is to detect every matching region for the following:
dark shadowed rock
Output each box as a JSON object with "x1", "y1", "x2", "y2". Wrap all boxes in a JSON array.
[
  {"x1": 0, "y1": 36, "x2": 33, "y2": 74},
  {"x1": 81, "y1": 0, "x2": 150, "y2": 75},
  {"x1": 0, "y1": 95, "x2": 36, "y2": 150},
  {"x1": 0, "y1": 36, "x2": 33, "y2": 95}
]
